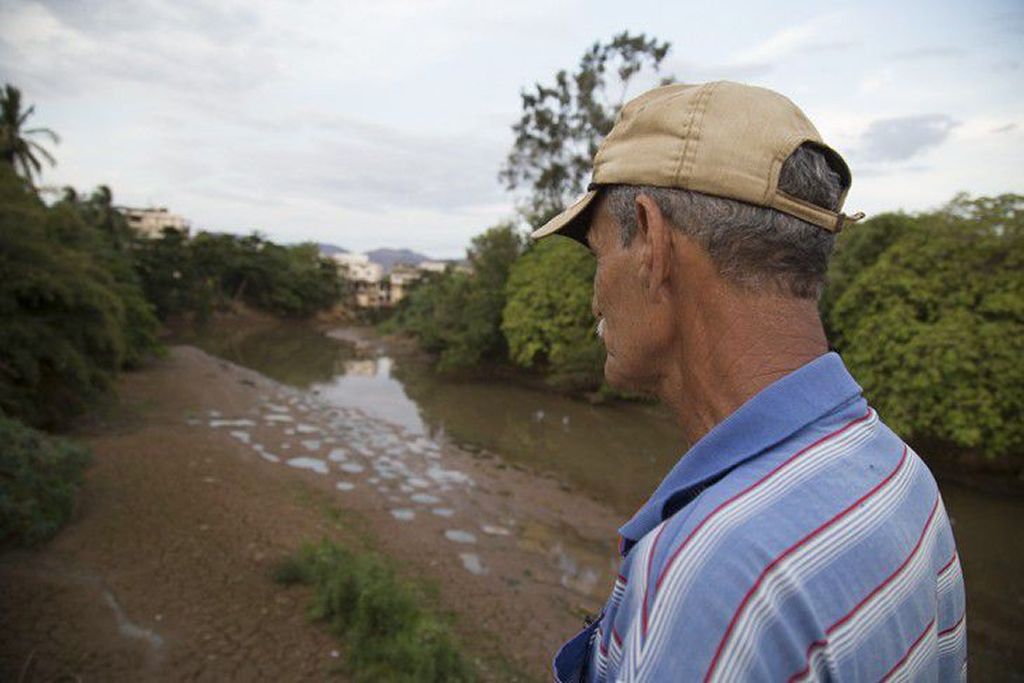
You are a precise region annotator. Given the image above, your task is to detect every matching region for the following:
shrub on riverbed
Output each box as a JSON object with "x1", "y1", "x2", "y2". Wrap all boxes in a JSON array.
[
  {"x1": 274, "y1": 541, "x2": 474, "y2": 682},
  {"x1": 0, "y1": 414, "x2": 91, "y2": 548}
]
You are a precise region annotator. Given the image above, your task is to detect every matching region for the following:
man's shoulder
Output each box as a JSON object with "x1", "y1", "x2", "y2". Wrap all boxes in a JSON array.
[
  {"x1": 650, "y1": 406, "x2": 934, "y2": 585},
  {"x1": 611, "y1": 408, "x2": 958, "y2": 680}
]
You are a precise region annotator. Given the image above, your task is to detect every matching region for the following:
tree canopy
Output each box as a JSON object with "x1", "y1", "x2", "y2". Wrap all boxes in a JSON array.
[
  {"x1": 825, "y1": 193, "x2": 1024, "y2": 460},
  {"x1": 499, "y1": 32, "x2": 671, "y2": 223},
  {"x1": 0, "y1": 166, "x2": 160, "y2": 426},
  {"x1": 502, "y1": 237, "x2": 604, "y2": 391}
]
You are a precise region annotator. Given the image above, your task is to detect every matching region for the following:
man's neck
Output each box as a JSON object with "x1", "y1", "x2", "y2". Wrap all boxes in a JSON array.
[{"x1": 658, "y1": 294, "x2": 829, "y2": 446}]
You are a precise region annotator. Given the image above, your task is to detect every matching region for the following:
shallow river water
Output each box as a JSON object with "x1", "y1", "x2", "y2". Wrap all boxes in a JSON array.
[{"x1": 188, "y1": 323, "x2": 1022, "y2": 679}]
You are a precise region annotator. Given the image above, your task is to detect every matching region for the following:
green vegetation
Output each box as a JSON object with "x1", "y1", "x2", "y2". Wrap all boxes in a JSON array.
[
  {"x1": 0, "y1": 414, "x2": 91, "y2": 548},
  {"x1": 1, "y1": 84, "x2": 59, "y2": 188},
  {"x1": 1, "y1": 82, "x2": 342, "y2": 429},
  {"x1": 396, "y1": 190, "x2": 1023, "y2": 463},
  {"x1": 0, "y1": 166, "x2": 160, "y2": 428},
  {"x1": 502, "y1": 238, "x2": 604, "y2": 392},
  {"x1": 274, "y1": 540, "x2": 474, "y2": 682},
  {"x1": 388, "y1": 223, "x2": 523, "y2": 371},
  {"x1": 500, "y1": 32, "x2": 671, "y2": 223},
  {"x1": 0, "y1": 82, "x2": 344, "y2": 548},
  {"x1": 136, "y1": 230, "x2": 342, "y2": 321},
  {"x1": 825, "y1": 193, "x2": 1023, "y2": 461}
]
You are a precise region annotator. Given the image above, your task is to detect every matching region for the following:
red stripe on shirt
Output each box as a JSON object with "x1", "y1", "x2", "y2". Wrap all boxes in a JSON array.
[
  {"x1": 704, "y1": 445, "x2": 909, "y2": 682},
  {"x1": 881, "y1": 617, "x2": 935, "y2": 682},
  {"x1": 787, "y1": 491, "x2": 939, "y2": 682},
  {"x1": 938, "y1": 612, "x2": 966, "y2": 639},
  {"x1": 937, "y1": 550, "x2": 959, "y2": 577}
]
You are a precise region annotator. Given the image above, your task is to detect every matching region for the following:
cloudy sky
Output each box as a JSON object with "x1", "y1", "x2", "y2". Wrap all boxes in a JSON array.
[{"x1": 2, "y1": 0, "x2": 1021, "y2": 258}]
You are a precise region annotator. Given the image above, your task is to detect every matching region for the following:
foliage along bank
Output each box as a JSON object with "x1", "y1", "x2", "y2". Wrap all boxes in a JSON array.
[
  {"x1": 0, "y1": 166, "x2": 343, "y2": 432},
  {"x1": 386, "y1": 192, "x2": 1024, "y2": 465},
  {"x1": 1, "y1": 80, "x2": 343, "y2": 547}
]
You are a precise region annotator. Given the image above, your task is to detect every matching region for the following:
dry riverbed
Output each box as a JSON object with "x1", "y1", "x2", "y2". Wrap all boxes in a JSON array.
[{"x1": 0, "y1": 345, "x2": 622, "y2": 681}]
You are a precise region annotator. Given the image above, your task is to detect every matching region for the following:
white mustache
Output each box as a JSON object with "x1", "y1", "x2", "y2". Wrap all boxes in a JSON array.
[{"x1": 595, "y1": 318, "x2": 606, "y2": 339}]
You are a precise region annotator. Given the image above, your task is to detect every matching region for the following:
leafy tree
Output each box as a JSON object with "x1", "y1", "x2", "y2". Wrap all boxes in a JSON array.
[
  {"x1": 0, "y1": 84, "x2": 59, "y2": 187},
  {"x1": 134, "y1": 227, "x2": 212, "y2": 320},
  {"x1": 820, "y1": 212, "x2": 914, "y2": 337},
  {"x1": 52, "y1": 185, "x2": 162, "y2": 366},
  {"x1": 829, "y1": 193, "x2": 1024, "y2": 460},
  {"x1": 502, "y1": 237, "x2": 604, "y2": 391},
  {"x1": 500, "y1": 32, "x2": 671, "y2": 222},
  {"x1": 0, "y1": 166, "x2": 158, "y2": 426}
]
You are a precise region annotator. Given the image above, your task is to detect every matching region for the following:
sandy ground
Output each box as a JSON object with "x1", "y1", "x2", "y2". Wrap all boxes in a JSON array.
[{"x1": 0, "y1": 346, "x2": 623, "y2": 681}]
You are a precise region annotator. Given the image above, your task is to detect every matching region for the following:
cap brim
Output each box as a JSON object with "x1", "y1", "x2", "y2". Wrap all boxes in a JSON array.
[{"x1": 529, "y1": 190, "x2": 598, "y2": 243}]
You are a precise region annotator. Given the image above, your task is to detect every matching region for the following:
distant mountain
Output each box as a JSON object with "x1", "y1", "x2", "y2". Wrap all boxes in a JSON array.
[
  {"x1": 317, "y1": 243, "x2": 348, "y2": 256},
  {"x1": 366, "y1": 248, "x2": 430, "y2": 273}
]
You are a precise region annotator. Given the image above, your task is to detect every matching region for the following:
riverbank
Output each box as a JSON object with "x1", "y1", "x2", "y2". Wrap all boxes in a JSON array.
[{"x1": 0, "y1": 344, "x2": 621, "y2": 680}]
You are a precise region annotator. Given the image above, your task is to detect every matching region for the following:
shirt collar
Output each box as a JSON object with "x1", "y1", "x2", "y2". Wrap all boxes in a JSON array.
[{"x1": 617, "y1": 352, "x2": 863, "y2": 551}]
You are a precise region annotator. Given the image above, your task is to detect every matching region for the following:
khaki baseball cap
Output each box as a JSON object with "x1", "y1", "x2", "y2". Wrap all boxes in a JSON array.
[{"x1": 530, "y1": 80, "x2": 865, "y2": 242}]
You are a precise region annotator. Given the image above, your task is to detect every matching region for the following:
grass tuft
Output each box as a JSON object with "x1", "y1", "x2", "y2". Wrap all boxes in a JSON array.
[{"x1": 274, "y1": 541, "x2": 475, "y2": 682}]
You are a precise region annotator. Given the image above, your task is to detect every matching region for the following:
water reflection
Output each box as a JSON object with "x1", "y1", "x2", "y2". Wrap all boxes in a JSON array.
[
  {"x1": 389, "y1": 349, "x2": 686, "y2": 515},
  {"x1": 181, "y1": 324, "x2": 351, "y2": 388},
  {"x1": 315, "y1": 357, "x2": 426, "y2": 434}
]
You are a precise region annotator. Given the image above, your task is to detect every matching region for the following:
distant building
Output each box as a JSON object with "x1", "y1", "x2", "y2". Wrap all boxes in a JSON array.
[
  {"x1": 119, "y1": 206, "x2": 190, "y2": 239},
  {"x1": 333, "y1": 253, "x2": 466, "y2": 309},
  {"x1": 332, "y1": 253, "x2": 387, "y2": 308},
  {"x1": 388, "y1": 264, "x2": 422, "y2": 305},
  {"x1": 417, "y1": 260, "x2": 449, "y2": 274}
]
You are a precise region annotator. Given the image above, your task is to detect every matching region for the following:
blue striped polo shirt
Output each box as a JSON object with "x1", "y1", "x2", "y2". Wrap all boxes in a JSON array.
[{"x1": 553, "y1": 352, "x2": 966, "y2": 682}]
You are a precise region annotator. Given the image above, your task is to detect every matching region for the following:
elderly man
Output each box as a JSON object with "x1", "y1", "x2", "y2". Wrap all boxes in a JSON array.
[{"x1": 534, "y1": 82, "x2": 966, "y2": 682}]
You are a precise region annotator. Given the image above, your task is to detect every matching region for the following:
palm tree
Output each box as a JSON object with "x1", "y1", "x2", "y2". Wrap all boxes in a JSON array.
[{"x1": 1, "y1": 84, "x2": 59, "y2": 187}]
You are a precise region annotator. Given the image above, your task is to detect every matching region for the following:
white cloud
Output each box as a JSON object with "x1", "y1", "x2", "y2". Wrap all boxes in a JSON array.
[{"x1": 730, "y1": 11, "x2": 852, "y2": 65}]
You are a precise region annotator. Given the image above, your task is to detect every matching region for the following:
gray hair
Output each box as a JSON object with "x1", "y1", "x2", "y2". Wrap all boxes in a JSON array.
[{"x1": 605, "y1": 142, "x2": 845, "y2": 299}]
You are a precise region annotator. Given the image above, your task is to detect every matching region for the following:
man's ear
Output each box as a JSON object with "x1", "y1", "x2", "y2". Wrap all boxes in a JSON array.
[{"x1": 634, "y1": 194, "x2": 672, "y2": 299}]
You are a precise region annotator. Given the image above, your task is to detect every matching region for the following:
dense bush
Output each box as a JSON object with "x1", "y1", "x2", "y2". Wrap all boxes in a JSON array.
[
  {"x1": 389, "y1": 223, "x2": 523, "y2": 371},
  {"x1": 0, "y1": 167, "x2": 160, "y2": 427},
  {"x1": 0, "y1": 413, "x2": 91, "y2": 548},
  {"x1": 136, "y1": 231, "x2": 342, "y2": 320},
  {"x1": 502, "y1": 237, "x2": 604, "y2": 391},
  {"x1": 827, "y1": 193, "x2": 1023, "y2": 460},
  {"x1": 274, "y1": 541, "x2": 474, "y2": 682}
]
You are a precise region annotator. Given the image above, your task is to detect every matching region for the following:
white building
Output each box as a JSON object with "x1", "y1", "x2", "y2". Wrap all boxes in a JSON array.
[
  {"x1": 332, "y1": 253, "x2": 467, "y2": 309},
  {"x1": 119, "y1": 206, "x2": 190, "y2": 239},
  {"x1": 417, "y1": 260, "x2": 449, "y2": 274},
  {"x1": 388, "y1": 264, "x2": 423, "y2": 305},
  {"x1": 332, "y1": 253, "x2": 387, "y2": 308}
]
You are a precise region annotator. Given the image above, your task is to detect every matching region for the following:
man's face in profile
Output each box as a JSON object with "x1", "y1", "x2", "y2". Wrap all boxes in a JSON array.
[{"x1": 586, "y1": 195, "x2": 671, "y2": 395}]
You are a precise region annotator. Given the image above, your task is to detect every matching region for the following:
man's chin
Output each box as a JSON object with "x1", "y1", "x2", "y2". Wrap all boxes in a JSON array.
[{"x1": 604, "y1": 357, "x2": 652, "y2": 396}]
